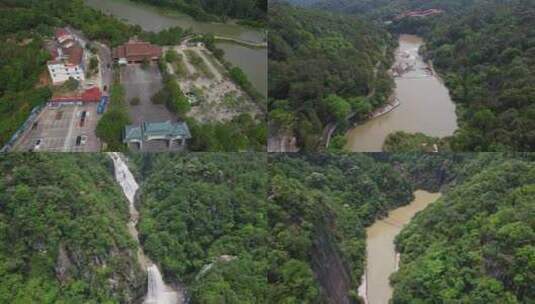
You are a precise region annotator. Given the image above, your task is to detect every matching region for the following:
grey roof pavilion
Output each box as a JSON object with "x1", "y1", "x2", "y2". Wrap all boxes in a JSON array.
[{"x1": 124, "y1": 121, "x2": 191, "y2": 150}]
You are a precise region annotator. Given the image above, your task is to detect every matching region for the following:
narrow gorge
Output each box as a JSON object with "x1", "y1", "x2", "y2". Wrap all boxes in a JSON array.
[
  {"x1": 359, "y1": 190, "x2": 441, "y2": 304},
  {"x1": 110, "y1": 153, "x2": 184, "y2": 304}
]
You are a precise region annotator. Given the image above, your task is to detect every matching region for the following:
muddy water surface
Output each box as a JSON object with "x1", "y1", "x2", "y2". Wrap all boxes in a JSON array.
[
  {"x1": 363, "y1": 190, "x2": 441, "y2": 304},
  {"x1": 346, "y1": 35, "x2": 457, "y2": 151}
]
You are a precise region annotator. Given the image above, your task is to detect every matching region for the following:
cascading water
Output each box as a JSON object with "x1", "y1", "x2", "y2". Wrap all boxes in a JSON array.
[
  {"x1": 109, "y1": 153, "x2": 183, "y2": 304},
  {"x1": 145, "y1": 265, "x2": 180, "y2": 304}
]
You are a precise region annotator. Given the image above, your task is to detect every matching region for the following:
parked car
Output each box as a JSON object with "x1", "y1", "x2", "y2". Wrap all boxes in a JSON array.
[
  {"x1": 34, "y1": 139, "x2": 42, "y2": 150},
  {"x1": 76, "y1": 135, "x2": 88, "y2": 146}
]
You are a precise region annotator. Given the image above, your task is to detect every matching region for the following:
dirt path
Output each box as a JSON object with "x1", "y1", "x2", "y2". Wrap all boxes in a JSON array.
[
  {"x1": 193, "y1": 48, "x2": 222, "y2": 82},
  {"x1": 175, "y1": 48, "x2": 196, "y2": 75}
]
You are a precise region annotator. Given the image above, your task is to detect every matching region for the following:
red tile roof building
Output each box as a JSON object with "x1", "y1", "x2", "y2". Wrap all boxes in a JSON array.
[
  {"x1": 113, "y1": 40, "x2": 162, "y2": 63},
  {"x1": 81, "y1": 87, "x2": 102, "y2": 102},
  {"x1": 50, "y1": 87, "x2": 102, "y2": 103},
  {"x1": 47, "y1": 28, "x2": 85, "y2": 85}
]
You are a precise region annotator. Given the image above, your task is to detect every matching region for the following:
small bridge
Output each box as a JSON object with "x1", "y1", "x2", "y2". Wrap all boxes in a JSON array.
[{"x1": 380, "y1": 218, "x2": 404, "y2": 228}]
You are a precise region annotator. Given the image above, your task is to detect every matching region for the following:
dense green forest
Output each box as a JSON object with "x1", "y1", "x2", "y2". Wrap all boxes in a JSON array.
[
  {"x1": 391, "y1": 154, "x2": 535, "y2": 303},
  {"x1": 131, "y1": 0, "x2": 267, "y2": 25},
  {"x1": 269, "y1": 2, "x2": 396, "y2": 150},
  {"x1": 0, "y1": 154, "x2": 144, "y2": 303},
  {"x1": 133, "y1": 153, "x2": 270, "y2": 302},
  {"x1": 281, "y1": 0, "x2": 535, "y2": 152},
  {"x1": 382, "y1": 0, "x2": 535, "y2": 151},
  {"x1": 419, "y1": 1, "x2": 535, "y2": 151},
  {"x1": 1, "y1": 153, "x2": 533, "y2": 303},
  {"x1": 269, "y1": 153, "x2": 534, "y2": 303},
  {"x1": 298, "y1": 0, "x2": 478, "y2": 18},
  {"x1": 269, "y1": 154, "x2": 414, "y2": 302}
]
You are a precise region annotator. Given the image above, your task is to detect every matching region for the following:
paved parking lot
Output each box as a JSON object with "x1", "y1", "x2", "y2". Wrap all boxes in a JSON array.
[
  {"x1": 121, "y1": 64, "x2": 177, "y2": 125},
  {"x1": 13, "y1": 103, "x2": 101, "y2": 152}
]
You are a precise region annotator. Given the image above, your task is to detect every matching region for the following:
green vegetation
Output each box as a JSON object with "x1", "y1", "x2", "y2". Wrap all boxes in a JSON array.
[
  {"x1": 0, "y1": 15, "x2": 51, "y2": 146},
  {"x1": 96, "y1": 80, "x2": 130, "y2": 151},
  {"x1": 2, "y1": 153, "x2": 533, "y2": 302},
  {"x1": 187, "y1": 114, "x2": 267, "y2": 152},
  {"x1": 228, "y1": 66, "x2": 264, "y2": 105},
  {"x1": 156, "y1": 53, "x2": 265, "y2": 152},
  {"x1": 0, "y1": 0, "x2": 140, "y2": 146},
  {"x1": 0, "y1": 154, "x2": 144, "y2": 303},
  {"x1": 165, "y1": 49, "x2": 179, "y2": 63},
  {"x1": 157, "y1": 60, "x2": 191, "y2": 116},
  {"x1": 269, "y1": 154, "x2": 414, "y2": 302},
  {"x1": 140, "y1": 26, "x2": 189, "y2": 46},
  {"x1": 195, "y1": 34, "x2": 266, "y2": 104},
  {"x1": 391, "y1": 155, "x2": 535, "y2": 303},
  {"x1": 270, "y1": 153, "x2": 534, "y2": 303},
  {"x1": 87, "y1": 56, "x2": 99, "y2": 78},
  {"x1": 418, "y1": 1, "x2": 535, "y2": 151},
  {"x1": 306, "y1": 0, "x2": 535, "y2": 152},
  {"x1": 268, "y1": 2, "x2": 395, "y2": 150},
  {"x1": 131, "y1": 0, "x2": 267, "y2": 24},
  {"x1": 184, "y1": 49, "x2": 214, "y2": 79},
  {"x1": 134, "y1": 153, "x2": 269, "y2": 303},
  {"x1": 2, "y1": 0, "x2": 140, "y2": 46},
  {"x1": 383, "y1": 131, "x2": 449, "y2": 152}
]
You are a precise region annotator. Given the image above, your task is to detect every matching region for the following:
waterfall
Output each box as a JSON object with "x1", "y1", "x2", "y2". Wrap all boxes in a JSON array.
[
  {"x1": 110, "y1": 152, "x2": 138, "y2": 206},
  {"x1": 145, "y1": 265, "x2": 180, "y2": 304},
  {"x1": 109, "y1": 153, "x2": 183, "y2": 304}
]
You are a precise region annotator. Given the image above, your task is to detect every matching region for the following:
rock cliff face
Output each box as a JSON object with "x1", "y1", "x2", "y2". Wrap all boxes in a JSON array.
[
  {"x1": 311, "y1": 225, "x2": 356, "y2": 304},
  {"x1": 56, "y1": 241, "x2": 145, "y2": 303}
]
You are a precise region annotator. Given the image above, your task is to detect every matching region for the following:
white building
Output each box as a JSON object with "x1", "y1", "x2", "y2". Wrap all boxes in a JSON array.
[{"x1": 47, "y1": 28, "x2": 85, "y2": 85}]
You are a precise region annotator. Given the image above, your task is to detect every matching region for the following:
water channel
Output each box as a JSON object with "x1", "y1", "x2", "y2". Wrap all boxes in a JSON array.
[
  {"x1": 84, "y1": 0, "x2": 267, "y2": 96},
  {"x1": 346, "y1": 35, "x2": 457, "y2": 151},
  {"x1": 359, "y1": 190, "x2": 441, "y2": 304},
  {"x1": 109, "y1": 152, "x2": 184, "y2": 304}
]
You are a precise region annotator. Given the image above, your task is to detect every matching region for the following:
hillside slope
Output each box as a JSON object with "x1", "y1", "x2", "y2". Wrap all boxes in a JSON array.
[
  {"x1": 269, "y1": 2, "x2": 396, "y2": 150},
  {"x1": 392, "y1": 157, "x2": 534, "y2": 303},
  {"x1": 0, "y1": 154, "x2": 144, "y2": 303}
]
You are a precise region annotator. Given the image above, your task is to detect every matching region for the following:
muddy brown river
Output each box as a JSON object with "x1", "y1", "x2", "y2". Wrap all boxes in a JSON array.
[
  {"x1": 360, "y1": 190, "x2": 441, "y2": 304},
  {"x1": 84, "y1": 0, "x2": 267, "y2": 96},
  {"x1": 346, "y1": 35, "x2": 457, "y2": 151}
]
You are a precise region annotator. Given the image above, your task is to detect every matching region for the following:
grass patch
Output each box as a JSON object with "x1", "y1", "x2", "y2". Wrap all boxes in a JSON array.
[
  {"x1": 184, "y1": 49, "x2": 214, "y2": 79},
  {"x1": 96, "y1": 83, "x2": 130, "y2": 151}
]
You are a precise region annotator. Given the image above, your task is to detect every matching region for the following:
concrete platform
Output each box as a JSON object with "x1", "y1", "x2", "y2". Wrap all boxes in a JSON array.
[{"x1": 13, "y1": 103, "x2": 101, "y2": 152}]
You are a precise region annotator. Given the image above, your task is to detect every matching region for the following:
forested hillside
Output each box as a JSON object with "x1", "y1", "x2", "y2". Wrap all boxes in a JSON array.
[
  {"x1": 1, "y1": 153, "x2": 533, "y2": 303},
  {"x1": 269, "y1": 2, "x2": 396, "y2": 150},
  {"x1": 383, "y1": 0, "x2": 535, "y2": 151},
  {"x1": 282, "y1": 0, "x2": 535, "y2": 152},
  {"x1": 269, "y1": 153, "x2": 534, "y2": 303},
  {"x1": 0, "y1": 154, "x2": 144, "y2": 303},
  {"x1": 133, "y1": 153, "x2": 270, "y2": 303},
  {"x1": 131, "y1": 0, "x2": 267, "y2": 24},
  {"x1": 309, "y1": 0, "x2": 477, "y2": 18},
  {"x1": 392, "y1": 156, "x2": 535, "y2": 303},
  {"x1": 421, "y1": 1, "x2": 535, "y2": 151},
  {"x1": 269, "y1": 154, "x2": 414, "y2": 302}
]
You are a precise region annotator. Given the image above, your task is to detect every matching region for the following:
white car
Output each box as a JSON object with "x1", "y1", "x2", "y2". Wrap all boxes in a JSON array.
[
  {"x1": 76, "y1": 135, "x2": 88, "y2": 146},
  {"x1": 34, "y1": 139, "x2": 43, "y2": 150}
]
